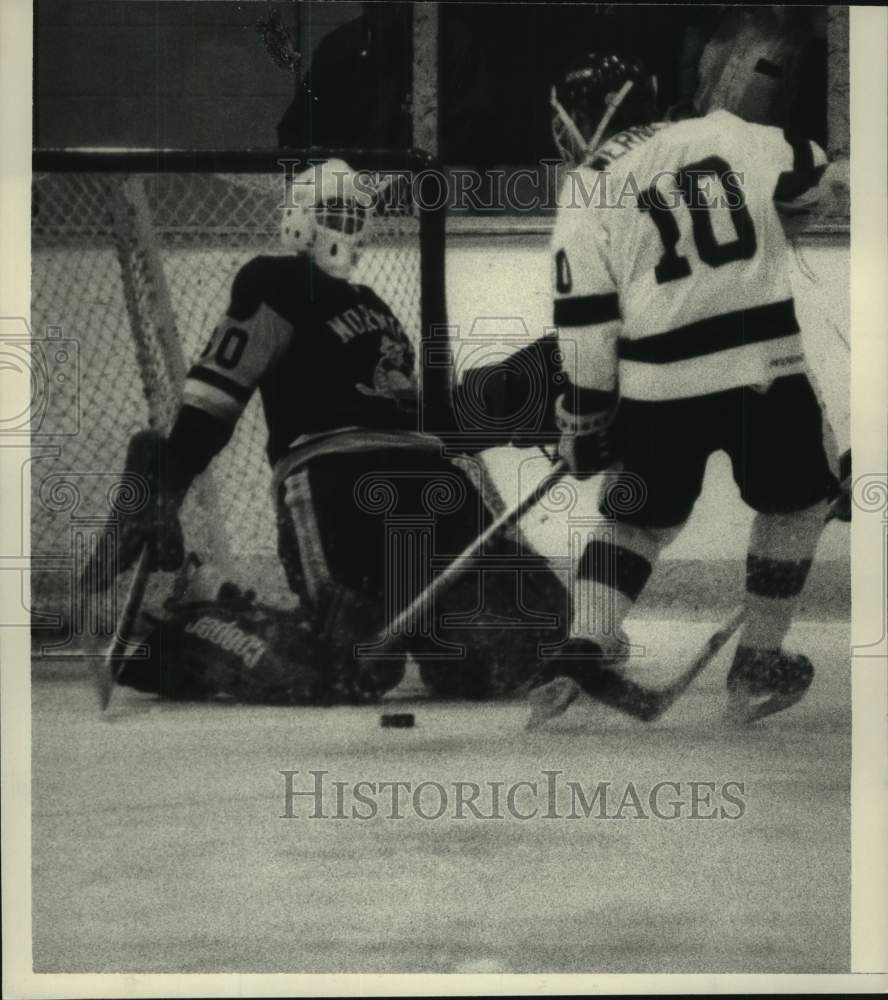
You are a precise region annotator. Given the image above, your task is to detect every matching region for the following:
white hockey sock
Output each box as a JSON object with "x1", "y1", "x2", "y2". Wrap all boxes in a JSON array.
[
  {"x1": 739, "y1": 502, "x2": 828, "y2": 651},
  {"x1": 570, "y1": 521, "x2": 682, "y2": 652}
]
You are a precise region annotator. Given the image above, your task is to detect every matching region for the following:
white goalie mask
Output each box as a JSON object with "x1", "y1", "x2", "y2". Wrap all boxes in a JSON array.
[{"x1": 281, "y1": 159, "x2": 372, "y2": 279}]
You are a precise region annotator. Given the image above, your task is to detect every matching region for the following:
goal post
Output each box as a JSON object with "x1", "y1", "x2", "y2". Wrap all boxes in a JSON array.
[{"x1": 30, "y1": 148, "x2": 449, "y2": 645}]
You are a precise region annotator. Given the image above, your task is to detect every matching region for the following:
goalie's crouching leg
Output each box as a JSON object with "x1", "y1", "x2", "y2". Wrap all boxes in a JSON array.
[
  {"x1": 114, "y1": 595, "x2": 332, "y2": 704},
  {"x1": 275, "y1": 446, "x2": 571, "y2": 701},
  {"x1": 275, "y1": 453, "x2": 410, "y2": 701}
]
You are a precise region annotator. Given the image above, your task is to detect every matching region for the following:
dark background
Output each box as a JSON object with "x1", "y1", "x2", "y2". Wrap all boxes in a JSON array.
[{"x1": 35, "y1": 1, "x2": 829, "y2": 162}]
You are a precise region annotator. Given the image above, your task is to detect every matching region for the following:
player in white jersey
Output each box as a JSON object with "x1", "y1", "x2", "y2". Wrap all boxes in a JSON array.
[{"x1": 529, "y1": 53, "x2": 844, "y2": 727}]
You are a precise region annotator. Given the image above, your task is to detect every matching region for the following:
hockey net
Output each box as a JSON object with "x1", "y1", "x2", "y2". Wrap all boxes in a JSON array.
[{"x1": 30, "y1": 149, "x2": 446, "y2": 645}]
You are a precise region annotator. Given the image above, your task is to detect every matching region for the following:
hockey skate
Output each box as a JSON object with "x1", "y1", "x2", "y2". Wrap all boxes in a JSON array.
[
  {"x1": 525, "y1": 637, "x2": 628, "y2": 730},
  {"x1": 724, "y1": 645, "x2": 814, "y2": 724}
]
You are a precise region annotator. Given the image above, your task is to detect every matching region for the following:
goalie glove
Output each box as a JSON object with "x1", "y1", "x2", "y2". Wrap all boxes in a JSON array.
[
  {"x1": 554, "y1": 389, "x2": 618, "y2": 480},
  {"x1": 452, "y1": 335, "x2": 564, "y2": 454},
  {"x1": 82, "y1": 430, "x2": 186, "y2": 592}
]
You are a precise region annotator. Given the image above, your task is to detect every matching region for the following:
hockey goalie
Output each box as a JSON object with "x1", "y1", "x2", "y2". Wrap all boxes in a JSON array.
[{"x1": 86, "y1": 159, "x2": 568, "y2": 705}]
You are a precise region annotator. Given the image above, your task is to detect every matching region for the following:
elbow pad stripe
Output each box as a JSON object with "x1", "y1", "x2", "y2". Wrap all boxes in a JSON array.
[
  {"x1": 183, "y1": 383, "x2": 241, "y2": 422},
  {"x1": 784, "y1": 129, "x2": 815, "y2": 175},
  {"x1": 775, "y1": 131, "x2": 825, "y2": 203},
  {"x1": 187, "y1": 365, "x2": 252, "y2": 404},
  {"x1": 555, "y1": 293, "x2": 620, "y2": 327},
  {"x1": 775, "y1": 162, "x2": 827, "y2": 204}
]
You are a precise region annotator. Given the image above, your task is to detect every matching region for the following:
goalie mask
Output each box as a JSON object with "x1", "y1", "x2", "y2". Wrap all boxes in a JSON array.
[
  {"x1": 551, "y1": 53, "x2": 658, "y2": 165},
  {"x1": 281, "y1": 159, "x2": 371, "y2": 279}
]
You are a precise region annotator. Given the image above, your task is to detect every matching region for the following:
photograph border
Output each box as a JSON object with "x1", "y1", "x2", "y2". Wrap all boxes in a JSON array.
[{"x1": 2, "y1": 3, "x2": 885, "y2": 995}]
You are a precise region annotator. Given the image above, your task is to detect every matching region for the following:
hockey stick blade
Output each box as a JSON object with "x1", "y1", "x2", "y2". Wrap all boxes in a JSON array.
[
  {"x1": 95, "y1": 544, "x2": 152, "y2": 712},
  {"x1": 582, "y1": 607, "x2": 746, "y2": 722}
]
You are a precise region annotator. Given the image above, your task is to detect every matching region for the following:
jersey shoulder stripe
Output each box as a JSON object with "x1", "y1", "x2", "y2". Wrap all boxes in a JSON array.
[
  {"x1": 555, "y1": 293, "x2": 620, "y2": 327},
  {"x1": 617, "y1": 299, "x2": 799, "y2": 364}
]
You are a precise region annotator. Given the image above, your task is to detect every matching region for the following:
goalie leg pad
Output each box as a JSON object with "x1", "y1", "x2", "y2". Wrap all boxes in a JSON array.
[
  {"x1": 278, "y1": 445, "x2": 571, "y2": 700},
  {"x1": 319, "y1": 585, "x2": 406, "y2": 701},
  {"x1": 416, "y1": 543, "x2": 570, "y2": 699},
  {"x1": 117, "y1": 591, "x2": 330, "y2": 704}
]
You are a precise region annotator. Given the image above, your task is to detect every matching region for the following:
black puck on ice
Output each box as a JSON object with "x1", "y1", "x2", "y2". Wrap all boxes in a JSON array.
[{"x1": 380, "y1": 712, "x2": 415, "y2": 728}]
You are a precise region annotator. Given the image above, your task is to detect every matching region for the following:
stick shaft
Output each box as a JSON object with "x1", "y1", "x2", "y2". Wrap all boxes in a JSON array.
[
  {"x1": 385, "y1": 462, "x2": 567, "y2": 638},
  {"x1": 583, "y1": 607, "x2": 746, "y2": 722},
  {"x1": 650, "y1": 606, "x2": 746, "y2": 715},
  {"x1": 97, "y1": 545, "x2": 152, "y2": 711}
]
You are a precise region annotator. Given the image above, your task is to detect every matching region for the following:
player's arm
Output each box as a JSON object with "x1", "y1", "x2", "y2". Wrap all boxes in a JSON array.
[
  {"x1": 550, "y1": 202, "x2": 621, "y2": 480},
  {"x1": 165, "y1": 257, "x2": 294, "y2": 495},
  {"x1": 770, "y1": 129, "x2": 847, "y2": 228},
  {"x1": 90, "y1": 259, "x2": 294, "y2": 585}
]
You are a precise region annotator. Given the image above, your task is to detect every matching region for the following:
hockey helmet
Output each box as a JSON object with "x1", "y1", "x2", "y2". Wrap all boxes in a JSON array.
[
  {"x1": 281, "y1": 158, "x2": 371, "y2": 279},
  {"x1": 551, "y1": 53, "x2": 658, "y2": 164}
]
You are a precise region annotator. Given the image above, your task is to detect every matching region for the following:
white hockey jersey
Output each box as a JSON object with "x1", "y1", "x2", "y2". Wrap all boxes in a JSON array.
[{"x1": 551, "y1": 110, "x2": 828, "y2": 402}]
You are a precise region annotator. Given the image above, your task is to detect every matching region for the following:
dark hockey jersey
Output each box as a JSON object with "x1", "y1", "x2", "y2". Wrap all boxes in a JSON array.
[{"x1": 182, "y1": 255, "x2": 419, "y2": 465}]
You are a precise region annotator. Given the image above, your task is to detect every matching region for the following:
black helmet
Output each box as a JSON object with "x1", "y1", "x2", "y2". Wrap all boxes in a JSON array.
[{"x1": 551, "y1": 53, "x2": 658, "y2": 163}]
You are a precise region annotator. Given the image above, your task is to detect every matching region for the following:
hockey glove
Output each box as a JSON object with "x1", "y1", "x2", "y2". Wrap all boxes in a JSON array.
[
  {"x1": 451, "y1": 336, "x2": 564, "y2": 454},
  {"x1": 554, "y1": 390, "x2": 617, "y2": 481},
  {"x1": 82, "y1": 429, "x2": 186, "y2": 592},
  {"x1": 118, "y1": 485, "x2": 186, "y2": 576}
]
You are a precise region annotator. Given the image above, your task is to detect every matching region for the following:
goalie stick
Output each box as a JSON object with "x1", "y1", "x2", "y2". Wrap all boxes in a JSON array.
[
  {"x1": 353, "y1": 461, "x2": 571, "y2": 671},
  {"x1": 94, "y1": 543, "x2": 152, "y2": 712}
]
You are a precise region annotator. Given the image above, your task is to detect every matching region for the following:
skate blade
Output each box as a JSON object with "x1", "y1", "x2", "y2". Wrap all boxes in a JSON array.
[
  {"x1": 525, "y1": 677, "x2": 581, "y2": 731},
  {"x1": 724, "y1": 687, "x2": 808, "y2": 725}
]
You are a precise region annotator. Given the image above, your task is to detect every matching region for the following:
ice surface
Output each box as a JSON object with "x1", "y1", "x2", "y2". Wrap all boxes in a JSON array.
[{"x1": 31, "y1": 619, "x2": 850, "y2": 973}]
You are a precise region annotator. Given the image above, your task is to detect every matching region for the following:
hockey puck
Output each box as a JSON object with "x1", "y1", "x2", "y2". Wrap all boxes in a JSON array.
[{"x1": 380, "y1": 712, "x2": 415, "y2": 728}]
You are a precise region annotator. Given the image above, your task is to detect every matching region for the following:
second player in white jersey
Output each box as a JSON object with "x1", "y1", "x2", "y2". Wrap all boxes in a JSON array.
[
  {"x1": 552, "y1": 109, "x2": 827, "y2": 401},
  {"x1": 528, "y1": 53, "x2": 843, "y2": 729}
]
